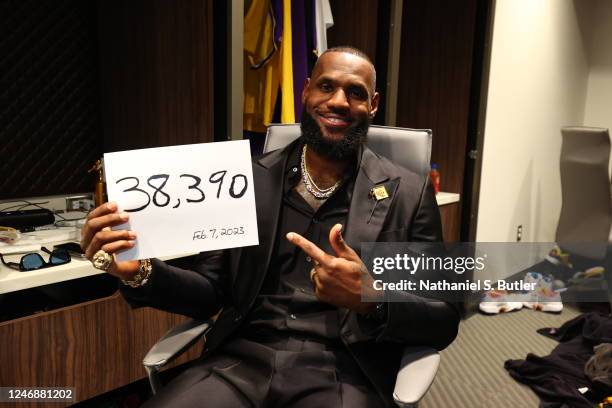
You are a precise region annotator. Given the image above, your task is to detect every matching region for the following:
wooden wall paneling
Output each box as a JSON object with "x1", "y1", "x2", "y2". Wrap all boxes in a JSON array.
[
  {"x1": 397, "y1": 0, "x2": 477, "y2": 194},
  {"x1": 0, "y1": 292, "x2": 201, "y2": 407},
  {"x1": 439, "y1": 203, "x2": 460, "y2": 242},
  {"x1": 396, "y1": 0, "x2": 479, "y2": 239},
  {"x1": 213, "y1": 0, "x2": 229, "y2": 141},
  {"x1": 326, "y1": 0, "x2": 379, "y2": 63},
  {"x1": 97, "y1": 0, "x2": 214, "y2": 152}
]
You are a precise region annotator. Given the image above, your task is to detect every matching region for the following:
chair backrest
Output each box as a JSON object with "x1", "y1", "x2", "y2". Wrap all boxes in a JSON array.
[
  {"x1": 263, "y1": 123, "x2": 432, "y2": 176},
  {"x1": 557, "y1": 126, "x2": 611, "y2": 259}
]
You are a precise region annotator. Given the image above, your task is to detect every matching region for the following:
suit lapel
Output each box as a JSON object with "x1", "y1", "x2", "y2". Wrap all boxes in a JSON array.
[
  {"x1": 344, "y1": 147, "x2": 400, "y2": 251},
  {"x1": 341, "y1": 147, "x2": 400, "y2": 325}
]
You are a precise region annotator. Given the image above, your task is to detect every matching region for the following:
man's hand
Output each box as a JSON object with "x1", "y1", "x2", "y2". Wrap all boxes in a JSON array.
[
  {"x1": 80, "y1": 202, "x2": 140, "y2": 280},
  {"x1": 286, "y1": 223, "x2": 382, "y2": 314}
]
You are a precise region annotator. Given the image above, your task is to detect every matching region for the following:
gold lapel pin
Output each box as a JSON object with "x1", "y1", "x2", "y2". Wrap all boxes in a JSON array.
[{"x1": 370, "y1": 185, "x2": 389, "y2": 201}]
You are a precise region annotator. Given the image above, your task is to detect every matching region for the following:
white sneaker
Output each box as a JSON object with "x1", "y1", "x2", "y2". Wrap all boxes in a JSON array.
[
  {"x1": 522, "y1": 273, "x2": 563, "y2": 313},
  {"x1": 479, "y1": 290, "x2": 524, "y2": 314}
]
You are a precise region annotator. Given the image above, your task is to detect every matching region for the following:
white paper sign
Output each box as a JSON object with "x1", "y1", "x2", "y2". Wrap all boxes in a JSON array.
[{"x1": 104, "y1": 140, "x2": 259, "y2": 261}]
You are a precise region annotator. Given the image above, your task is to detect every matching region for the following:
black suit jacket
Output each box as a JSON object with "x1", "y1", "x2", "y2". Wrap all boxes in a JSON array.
[{"x1": 121, "y1": 140, "x2": 460, "y2": 407}]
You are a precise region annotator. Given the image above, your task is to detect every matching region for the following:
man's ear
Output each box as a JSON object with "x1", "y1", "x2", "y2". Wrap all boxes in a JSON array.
[
  {"x1": 301, "y1": 78, "x2": 311, "y2": 104},
  {"x1": 370, "y1": 92, "x2": 380, "y2": 119}
]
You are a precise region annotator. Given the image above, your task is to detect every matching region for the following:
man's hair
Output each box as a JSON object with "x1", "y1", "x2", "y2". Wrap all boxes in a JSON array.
[{"x1": 316, "y1": 46, "x2": 377, "y2": 91}]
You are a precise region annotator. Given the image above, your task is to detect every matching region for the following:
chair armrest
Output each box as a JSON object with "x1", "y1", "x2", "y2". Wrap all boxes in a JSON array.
[
  {"x1": 143, "y1": 319, "x2": 212, "y2": 370},
  {"x1": 393, "y1": 347, "x2": 440, "y2": 407}
]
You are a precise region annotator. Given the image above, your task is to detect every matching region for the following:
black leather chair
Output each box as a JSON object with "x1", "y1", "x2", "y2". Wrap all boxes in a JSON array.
[{"x1": 142, "y1": 124, "x2": 440, "y2": 407}]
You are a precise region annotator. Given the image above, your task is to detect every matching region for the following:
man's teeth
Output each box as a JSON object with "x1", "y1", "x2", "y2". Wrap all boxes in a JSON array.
[{"x1": 325, "y1": 117, "x2": 348, "y2": 124}]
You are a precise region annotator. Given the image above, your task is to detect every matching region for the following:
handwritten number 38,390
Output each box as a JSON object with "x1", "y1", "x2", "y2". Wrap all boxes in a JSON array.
[{"x1": 116, "y1": 172, "x2": 248, "y2": 213}]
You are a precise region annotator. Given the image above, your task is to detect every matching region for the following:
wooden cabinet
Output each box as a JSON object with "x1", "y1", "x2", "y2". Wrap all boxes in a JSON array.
[
  {"x1": 0, "y1": 291, "x2": 201, "y2": 407},
  {"x1": 440, "y1": 202, "x2": 461, "y2": 242}
]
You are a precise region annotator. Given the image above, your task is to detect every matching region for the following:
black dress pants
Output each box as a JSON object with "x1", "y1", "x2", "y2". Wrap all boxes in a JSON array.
[{"x1": 143, "y1": 336, "x2": 385, "y2": 408}]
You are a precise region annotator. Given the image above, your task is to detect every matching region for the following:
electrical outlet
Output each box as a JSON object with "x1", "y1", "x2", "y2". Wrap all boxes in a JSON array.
[
  {"x1": 79, "y1": 199, "x2": 95, "y2": 211},
  {"x1": 516, "y1": 225, "x2": 523, "y2": 242},
  {"x1": 66, "y1": 198, "x2": 79, "y2": 211},
  {"x1": 65, "y1": 195, "x2": 94, "y2": 211}
]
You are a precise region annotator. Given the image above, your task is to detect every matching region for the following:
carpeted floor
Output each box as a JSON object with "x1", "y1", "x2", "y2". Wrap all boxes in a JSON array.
[{"x1": 421, "y1": 307, "x2": 581, "y2": 408}]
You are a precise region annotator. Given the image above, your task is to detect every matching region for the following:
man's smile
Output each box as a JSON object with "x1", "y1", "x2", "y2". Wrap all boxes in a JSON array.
[{"x1": 315, "y1": 111, "x2": 353, "y2": 131}]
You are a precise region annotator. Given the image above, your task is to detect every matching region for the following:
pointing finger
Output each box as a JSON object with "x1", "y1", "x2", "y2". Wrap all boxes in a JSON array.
[{"x1": 286, "y1": 232, "x2": 332, "y2": 266}]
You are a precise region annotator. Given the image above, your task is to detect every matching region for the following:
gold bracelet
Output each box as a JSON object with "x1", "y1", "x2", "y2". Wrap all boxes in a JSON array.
[{"x1": 121, "y1": 259, "x2": 152, "y2": 288}]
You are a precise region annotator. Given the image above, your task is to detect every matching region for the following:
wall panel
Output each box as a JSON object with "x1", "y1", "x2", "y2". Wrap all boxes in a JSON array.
[
  {"x1": 0, "y1": 0, "x2": 102, "y2": 199},
  {"x1": 326, "y1": 0, "x2": 379, "y2": 63},
  {"x1": 396, "y1": 0, "x2": 477, "y2": 196},
  {"x1": 97, "y1": 0, "x2": 214, "y2": 152}
]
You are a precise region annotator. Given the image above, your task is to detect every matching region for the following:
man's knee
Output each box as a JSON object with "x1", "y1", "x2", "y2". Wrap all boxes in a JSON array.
[{"x1": 143, "y1": 358, "x2": 250, "y2": 408}]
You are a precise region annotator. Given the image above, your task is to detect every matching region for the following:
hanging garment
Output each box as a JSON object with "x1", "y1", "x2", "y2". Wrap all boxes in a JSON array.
[
  {"x1": 244, "y1": 0, "x2": 298, "y2": 132},
  {"x1": 314, "y1": 0, "x2": 333, "y2": 57},
  {"x1": 244, "y1": 0, "x2": 282, "y2": 133},
  {"x1": 279, "y1": 0, "x2": 295, "y2": 123}
]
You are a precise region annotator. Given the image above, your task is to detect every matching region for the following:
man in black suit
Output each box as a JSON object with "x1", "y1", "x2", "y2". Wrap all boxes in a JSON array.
[{"x1": 81, "y1": 46, "x2": 460, "y2": 407}]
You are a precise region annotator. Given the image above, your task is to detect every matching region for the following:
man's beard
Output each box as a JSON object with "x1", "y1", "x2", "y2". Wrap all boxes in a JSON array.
[{"x1": 300, "y1": 108, "x2": 370, "y2": 160}]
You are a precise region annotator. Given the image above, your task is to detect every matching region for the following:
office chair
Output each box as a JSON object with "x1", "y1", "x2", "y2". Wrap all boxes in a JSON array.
[{"x1": 143, "y1": 124, "x2": 440, "y2": 407}]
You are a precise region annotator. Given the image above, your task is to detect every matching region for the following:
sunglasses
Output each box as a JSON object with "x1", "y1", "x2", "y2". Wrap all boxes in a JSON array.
[{"x1": 0, "y1": 247, "x2": 71, "y2": 271}]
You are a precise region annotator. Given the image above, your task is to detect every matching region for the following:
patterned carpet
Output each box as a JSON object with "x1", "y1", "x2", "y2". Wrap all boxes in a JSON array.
[{"x1": 421, "y1": 307, "x2": 581, "y2": 407}]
